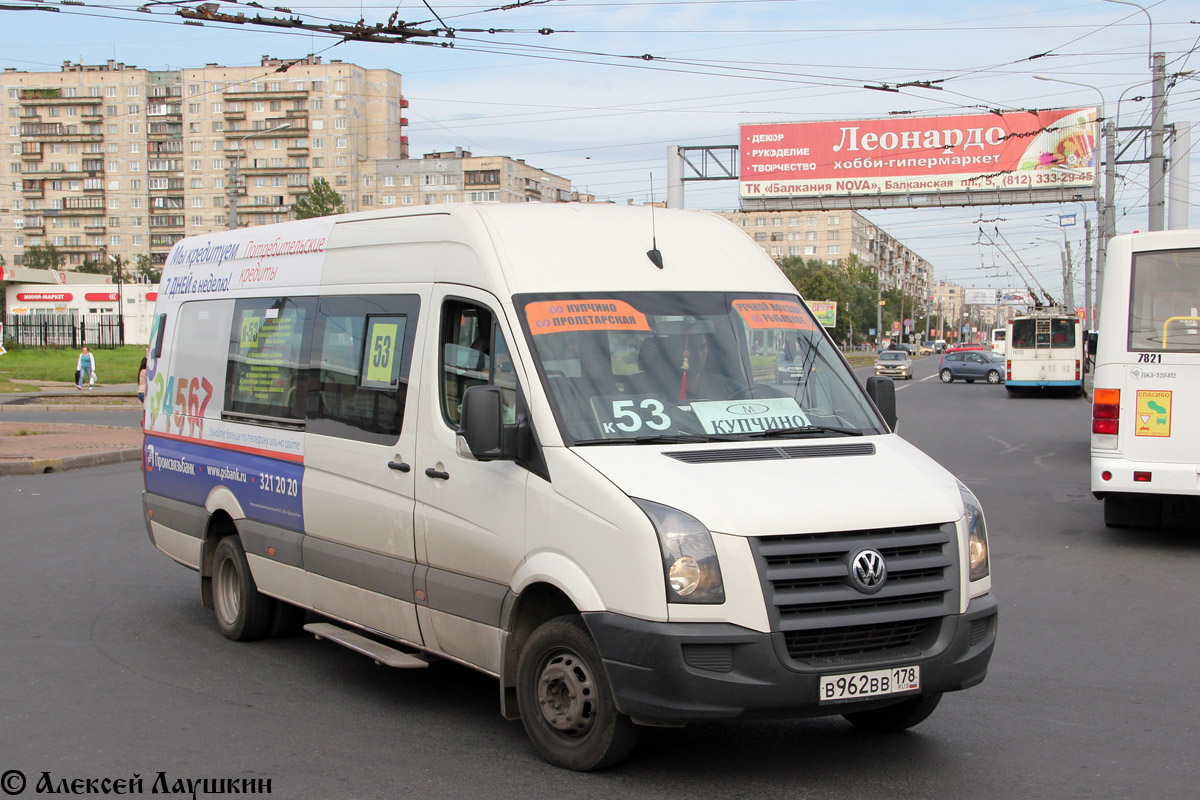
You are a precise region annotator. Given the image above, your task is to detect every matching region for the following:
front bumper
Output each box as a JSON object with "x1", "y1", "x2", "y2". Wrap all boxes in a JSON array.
[{"x1": 584, "y1": 593, "x2": 997, "y2": 723}]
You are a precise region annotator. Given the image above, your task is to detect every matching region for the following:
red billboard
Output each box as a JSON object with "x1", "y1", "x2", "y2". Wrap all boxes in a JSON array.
[{"x1": 740, "y1": 108, "x2": 1097, "y2": 200}]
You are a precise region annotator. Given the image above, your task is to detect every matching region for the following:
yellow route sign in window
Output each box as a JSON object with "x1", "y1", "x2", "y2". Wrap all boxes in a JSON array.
[
  {"x1": 1134, "y1": 389, "x2": 1172, "y2": 437},
  {"x1": 362, "y1": 316, "x2": 406, "y2": 389}
]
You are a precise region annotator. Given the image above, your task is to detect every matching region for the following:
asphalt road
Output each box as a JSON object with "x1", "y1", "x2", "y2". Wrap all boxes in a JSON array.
[
  {"x1": 0, "y1": 410, "x2": 143, "y2": 427},
  {"x1": 1, "y1": 364, "x2": 1197, "y2": 800}
]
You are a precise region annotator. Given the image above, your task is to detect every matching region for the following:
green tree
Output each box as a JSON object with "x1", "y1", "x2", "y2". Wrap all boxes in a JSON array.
[
  {"x1": 22, "y1": 243, "x2": 64, "y2": 270},
  {"x1": 76, "y1": 258, "x2": 115, "y2": 276},
  {"x1": 134, "y1": 254, "x2": 161, "y2": 283},
  {"x1": 777, "y1": 254, "x2": 880, "y2": 347},
  {"x1": 291, "y1": 177, "x2": 346, "y2": 219}
]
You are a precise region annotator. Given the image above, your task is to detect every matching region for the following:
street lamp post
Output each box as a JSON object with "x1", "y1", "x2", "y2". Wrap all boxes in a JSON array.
[
  {"x1": 1033, "y1": 74, "x2": 1109, "y2": 325},
  {"x1": 228, "y1": 123, "x2": 291, "y2": 230},
  {"x1": 1101, "y1": 0, "x2": 1164, "y2": 230},
  {"x1": 108, "y1": 253, "x2": 125, "y2": 345}
]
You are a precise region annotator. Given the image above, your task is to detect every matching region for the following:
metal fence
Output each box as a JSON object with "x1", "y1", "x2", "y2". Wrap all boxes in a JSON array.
[{"x1": 2, "y1": 314, "x2": 125, "y2": 349}]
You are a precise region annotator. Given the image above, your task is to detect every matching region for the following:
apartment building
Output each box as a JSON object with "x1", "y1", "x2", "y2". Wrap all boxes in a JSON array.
[
  {"x1": 369, "y1": 148, "x2": 589, "y2": 210},
  {"x1": 717, "y1": 209, "x2": 932, "y2": 300},
  {"x1": 0, "y1": 56, "x2": 408, "y2": 269}
]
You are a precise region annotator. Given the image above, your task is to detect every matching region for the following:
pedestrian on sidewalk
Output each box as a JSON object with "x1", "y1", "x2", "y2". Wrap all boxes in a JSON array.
[
  {"x1": 137, "y1": 355, "x2": 148, "y2": 402},
  {"x1": 75, "y1": 346, "x2": 97, "y2": 390}
]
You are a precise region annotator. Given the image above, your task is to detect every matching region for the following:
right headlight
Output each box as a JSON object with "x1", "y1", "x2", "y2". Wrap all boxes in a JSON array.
[
  {"x1": 957, "y1": 481, "x2": 990, "y2": 581},
  {"x1": 634, "y1": 499, "x2": 725, "y2": 604}
]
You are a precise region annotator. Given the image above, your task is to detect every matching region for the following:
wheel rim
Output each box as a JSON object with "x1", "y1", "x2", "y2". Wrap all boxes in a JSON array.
[
  {"x1": 988, "y1": 371, "x2": 1000, "y2": 384},
  {"x1": 214, "y1": 553, "x2": 241, "y2": 627},
  {"x1": 535, "y1": 648, "x2": 597, "y2": 739},
  {"x1": 940, "y1": 370, "x2": 952, "y2": 382}
]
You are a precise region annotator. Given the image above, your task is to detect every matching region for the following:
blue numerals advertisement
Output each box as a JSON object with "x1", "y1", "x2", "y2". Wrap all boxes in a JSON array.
[{"x1": 144, "y1": 435, "x2": 304, "y2": 531}]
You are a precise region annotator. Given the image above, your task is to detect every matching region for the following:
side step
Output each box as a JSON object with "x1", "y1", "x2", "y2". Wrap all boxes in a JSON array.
[{"x1": 304, "y1": 622, "x2": 430, "y2": 669}]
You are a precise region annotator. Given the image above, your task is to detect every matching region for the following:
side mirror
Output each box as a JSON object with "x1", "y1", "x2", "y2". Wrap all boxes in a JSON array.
[
  {"x1": 866, "y1": 376, "x2": 898, "y2": 431},
  {"x1": 458, "y1": 385, "x2": 511, "y2": 461},
  {"x1": 1087, "y1": 331, "x2": 1098, "y2": 354}
]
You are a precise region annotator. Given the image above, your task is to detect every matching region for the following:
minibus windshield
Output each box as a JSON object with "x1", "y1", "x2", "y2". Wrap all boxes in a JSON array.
[{"x1": 516, "y1": 292, "x2": 887, "y2": 445}]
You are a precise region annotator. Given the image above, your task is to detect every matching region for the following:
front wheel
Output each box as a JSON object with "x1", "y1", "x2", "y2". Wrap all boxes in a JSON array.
[
  {"x1": 843, "y1": 692, "x2": 943, "y2": 732},
  {"x1": 939, "y1": 369, "x2": 953, "y2": 383},
  {"x1": 211, "y1": 535, "x2": 275, "y2": 641},
  {"x1": 517, "y1": 615, "x2": 637, "y2": 771},
  {"x1": 986, "y1": 370, "x2": 1002, "y2": 384}
]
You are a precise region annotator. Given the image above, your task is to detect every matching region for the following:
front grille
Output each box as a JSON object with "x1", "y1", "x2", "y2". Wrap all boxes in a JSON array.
[
  {"x1": 751, "y1": 523, "x2": 959, "y2": 664},
  {"x1": 786, "y1": 619, "x2": 934, "y2": 661},
  {"x1": 667, "y1": 442, "x2": 875, "y2": 465}
]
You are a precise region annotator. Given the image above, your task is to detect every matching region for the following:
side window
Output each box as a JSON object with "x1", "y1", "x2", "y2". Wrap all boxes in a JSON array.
[
  {"x1": 440, "y1": 299, "x2": 517, "y2": 426},
  {"x1": 307, "y1": 294, "x2": 420, "y2": 443},
  {"x1": 225, "y1": 296, "x2": 314, "y2": 423}
]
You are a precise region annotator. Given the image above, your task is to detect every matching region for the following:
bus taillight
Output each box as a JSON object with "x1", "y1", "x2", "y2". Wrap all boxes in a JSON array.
[
  {"x1": 1092, "y1": 388, "x2": 1120, "y2": 435},
  {"x1": 1075, "y1": 360, "x2": 1081, "y2": 380}
]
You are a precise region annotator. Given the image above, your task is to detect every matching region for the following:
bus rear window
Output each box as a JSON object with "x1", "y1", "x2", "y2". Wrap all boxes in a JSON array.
[
  {"x1": 1129, "y1": 248, "x2": 1200, "y2": 352},
  {"x1": 1011, "y1": 317, "x2": 1075, "y2": 349}
]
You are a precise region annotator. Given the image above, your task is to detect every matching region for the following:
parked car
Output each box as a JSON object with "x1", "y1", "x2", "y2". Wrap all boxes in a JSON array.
[
  {"x1": 774, "y1": 352, "x2": 805, "y2": 383},
  {"x1": 874, "y1": 349, "x2": 913, "y2": 380},
  {"x1": 939, "y1": 350, "x2": 1006, "y2": 384},
  {"x1": 919, "y1": 344, "x2": 934, "y2": 355}
]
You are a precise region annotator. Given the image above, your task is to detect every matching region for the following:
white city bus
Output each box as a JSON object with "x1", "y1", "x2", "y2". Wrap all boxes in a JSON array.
[
  {"x1": 990, "y1": 328, "x2": 1006, "y2": 355},
  {"x1": 1004, "y1": 308, "x2": 1084, "y2": 397},
  {"x1": 1091, "y1": 230, "x2": 1200, "y2": 528}
]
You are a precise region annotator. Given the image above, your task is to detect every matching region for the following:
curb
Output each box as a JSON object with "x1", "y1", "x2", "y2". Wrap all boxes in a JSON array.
[
  {"x1": 0, "y1": 404, "x2": 140, "y2": 413},
  {"x1": 0, "y1": 447, "x2": 142, "y2": 476}
]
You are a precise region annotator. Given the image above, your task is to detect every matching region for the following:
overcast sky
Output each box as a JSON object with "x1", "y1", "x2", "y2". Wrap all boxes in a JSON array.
[{"x1": 3, "y1": 0, "x2": 1198, "y2": 297}]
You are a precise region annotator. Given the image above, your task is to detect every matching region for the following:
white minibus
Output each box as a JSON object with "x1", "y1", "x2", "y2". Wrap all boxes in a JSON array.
[
  {"x1": 1004, "y1": 309, "x2": 1084, "y2": 396},
  {"x1": 1091, "y1": 230, "x2": 1200, "y2": 528},
  {"x1": 141, "y1": 204, "x2": 996, "y2": 770},
  {"x1": 990, "y1": 328, "x2": 1006, "y2": 355}
]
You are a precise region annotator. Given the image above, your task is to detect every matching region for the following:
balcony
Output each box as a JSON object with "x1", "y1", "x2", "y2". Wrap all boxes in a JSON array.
[
  {"x1": 222, "y1": 109, "x2": 246, "y2": 120},
  {"x1": 21, "y1": 181, "x2": 43, "y2": 197},
  {"x1": 60, "y1": 199, "x2": 106, "y2": 212},
  {"x1": 18, "y1": 90, "x2": 102, "y2": 105},
  {"x1": 21, "y1": 148, "x2": 43, "y2": 162},
  {"x1": 222, "y1": 88, "x2": 308, "y2": 101}
]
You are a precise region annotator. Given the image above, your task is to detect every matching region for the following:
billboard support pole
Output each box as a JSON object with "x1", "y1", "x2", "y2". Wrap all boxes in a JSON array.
[{"x1": 666, "y1": 145, "x2": 684, "y2": 209}]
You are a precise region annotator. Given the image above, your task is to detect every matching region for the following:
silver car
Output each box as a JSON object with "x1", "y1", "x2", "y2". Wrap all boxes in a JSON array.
[{"x1": 874, "y1": 350, "x2": 913, "y2": 380}]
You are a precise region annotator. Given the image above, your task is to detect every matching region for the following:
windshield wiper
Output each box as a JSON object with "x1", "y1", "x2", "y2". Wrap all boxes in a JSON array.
[
  {"x1": 747, "y1": 425, "x2": 865, "y2": 438},
  {"x1": 572, "y1": 432, "x2": 748, "y2": 446}
]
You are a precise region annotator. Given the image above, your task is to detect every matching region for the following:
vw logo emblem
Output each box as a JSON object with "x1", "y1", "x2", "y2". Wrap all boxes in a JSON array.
[{"x1": 850, "y1": 549, "x2": 887, "y2": 594}]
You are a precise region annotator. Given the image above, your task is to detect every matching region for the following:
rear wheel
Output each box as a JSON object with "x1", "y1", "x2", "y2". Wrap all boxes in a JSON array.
[
  {"x1": 517, "y1": 615, "x2": 637, "y2": 771},
  {"x1": 939, "y1": 369, "x2": 953, "y2": 383},
  {"x1": 986, "y1": 370, "x2": 1002, "y2": 384},
  {"x1": 843, "y1": 693, "x2": 943, "y2": 732},
  {"x1": 211, "y1": 535, "x2": 275, "y2": 641}
]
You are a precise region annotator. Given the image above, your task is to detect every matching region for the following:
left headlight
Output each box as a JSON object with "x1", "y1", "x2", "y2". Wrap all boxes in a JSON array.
[
  {"x1": 957, "y1": 482, "x2": 990, "y2": 581},
  {"x1": 634, "y1": 499, "x2": 725, "y2": 604}
]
